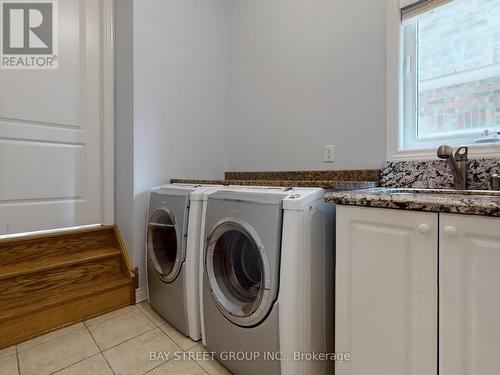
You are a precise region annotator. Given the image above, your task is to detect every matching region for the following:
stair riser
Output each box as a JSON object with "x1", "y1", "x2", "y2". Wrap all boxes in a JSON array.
[
  {"x1": 0, "y1": 257, "x2": 122, "y2": 308},
  {"x1": 0, "y1": 230, "x2": 114, "y2": 266},
  {"x1": 0, "y1": 285, "x2": 131, "y2": 349}
]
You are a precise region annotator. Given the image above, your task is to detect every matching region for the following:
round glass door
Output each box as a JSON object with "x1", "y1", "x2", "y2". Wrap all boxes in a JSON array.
[
  {"x1": 147, "y1": 208, "x2": 183, "y2": 283},
  {"x1": 205, "y1": 219, "x2": 272, "y2": 327}
]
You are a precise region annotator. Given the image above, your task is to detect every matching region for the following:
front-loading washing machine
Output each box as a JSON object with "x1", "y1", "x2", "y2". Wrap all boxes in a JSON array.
[
  {"x1": 146, "y1": 184, "x2": 220, "y2": 341},
  {"x1": 200, "y1": 186, "x2": 335, "y2": 375}
]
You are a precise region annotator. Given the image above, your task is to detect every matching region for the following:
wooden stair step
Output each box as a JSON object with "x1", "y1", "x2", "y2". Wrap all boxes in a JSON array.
[
  {"x1": 0, "y1": 271, "x2": 131, "y2": 322},
  {"x1": 0, "y1": 278, "x2": 132, "y2": 349},
  {"x1": 0, "y1": 246, "x2": 122, "y2": 280},
  {"x1": 0, "y1": 227, "x2": 115, "y2": 267},
  {"x1": 0, "y1": 256, "x2": 123, "y2": 310}
]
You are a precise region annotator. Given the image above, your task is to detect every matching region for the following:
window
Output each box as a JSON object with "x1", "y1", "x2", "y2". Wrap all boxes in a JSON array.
[{"x1": 400, "y1": 0, "x2": 500, "y2": 151}]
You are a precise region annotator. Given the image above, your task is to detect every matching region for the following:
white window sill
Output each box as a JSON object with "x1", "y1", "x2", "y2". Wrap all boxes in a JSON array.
[{"x1": 388, "y1": 143, "x2": 500, "y2": 161}]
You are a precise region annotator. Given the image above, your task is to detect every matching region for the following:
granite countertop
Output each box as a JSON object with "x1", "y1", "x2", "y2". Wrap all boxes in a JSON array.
[
  {"x1": 171, "y1": 169, "x2": 380, "y2": 191},
  {"x1": 170, "y1": 178, "x2": 378, "y2": 191},
  {"x1": 325, "y1": 188, "x2": 500, "y2": 217},
  {"x1": 224, "y1": 169, "x2": 380, "y2": 182}
]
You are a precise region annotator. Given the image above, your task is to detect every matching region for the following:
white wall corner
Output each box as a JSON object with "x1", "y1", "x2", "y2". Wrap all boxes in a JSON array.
[
  {"x1": 386, "y1": 0, "x2": 402, "y2": 161},
  {"x1": 135, "y1": 287, "x2": 148, "y2": 303}
]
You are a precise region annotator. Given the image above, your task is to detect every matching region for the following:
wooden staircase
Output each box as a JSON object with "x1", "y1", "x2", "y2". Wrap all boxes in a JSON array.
[{"x1": 0, "y1": 225, "x2": 138, "y2": 349}]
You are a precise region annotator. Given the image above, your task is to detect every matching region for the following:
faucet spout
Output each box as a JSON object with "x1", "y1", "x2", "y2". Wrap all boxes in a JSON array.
[{"x1": 437, "y1": 145, "x2": 468, "y2": 190}]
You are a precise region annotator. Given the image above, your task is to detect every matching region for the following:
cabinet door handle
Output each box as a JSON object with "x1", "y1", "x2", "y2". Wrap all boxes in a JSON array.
[
  {"x1": 418, "y1": 224, "x2": 431, "y2": 234},
  {"x1": 443, "y1": 226, "x2": 458, "y2": 237}
]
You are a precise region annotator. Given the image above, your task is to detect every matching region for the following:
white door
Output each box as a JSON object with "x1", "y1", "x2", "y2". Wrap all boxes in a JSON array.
[
  {"x1": 440, "y1": 214, "x2": 500, "y2": 375},
  {"x1": 335, "y1": 206, "x2": 438, "y2": 375},
  {"x1": 0, "y1": 0, "x2": 102, "y2": 234}
]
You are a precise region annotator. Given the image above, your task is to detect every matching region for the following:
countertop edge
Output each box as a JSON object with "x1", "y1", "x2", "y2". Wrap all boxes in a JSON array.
[
  {"x1": 170, "y1": 179, "x2": 379, "y2": 190},
  {"x1": 324, "y1": 191, "x2": 500, "y2": 218}
]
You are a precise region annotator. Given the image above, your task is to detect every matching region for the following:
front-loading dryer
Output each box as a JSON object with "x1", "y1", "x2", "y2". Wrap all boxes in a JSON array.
[
  {"x1": 146, "y1": 184, "x2": 220, "y2": 341},
  {"x1": 201, "y1": 187, "x2": 335, "y2": 375}
]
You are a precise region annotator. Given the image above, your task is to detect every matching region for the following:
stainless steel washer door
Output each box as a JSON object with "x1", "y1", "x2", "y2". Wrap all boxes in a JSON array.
[
  {"x1": 205, "y1": 218, "x2": 272, "y2": 327},
  {"x1": 147, "y1": 207, "x2": 184, "y2": 283}
]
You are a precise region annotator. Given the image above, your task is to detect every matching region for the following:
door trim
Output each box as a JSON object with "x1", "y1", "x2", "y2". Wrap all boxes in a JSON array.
[{"x1": 101, "y1": 0, "x2": 114, "y2": 225}]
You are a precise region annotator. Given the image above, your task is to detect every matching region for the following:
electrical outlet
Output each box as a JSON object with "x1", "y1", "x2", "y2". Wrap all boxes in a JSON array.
[{"x1": 324, "y1": 145, "x2": 335, "y2": 163}]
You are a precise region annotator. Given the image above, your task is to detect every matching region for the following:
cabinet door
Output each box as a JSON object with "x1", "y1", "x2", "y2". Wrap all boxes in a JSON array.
[
  {"x1": 440, "y1": 214, "x2": 500, "y2": 375},
  {"x1": 336, "y1": 206, "x2": 438, "y2": 375}
]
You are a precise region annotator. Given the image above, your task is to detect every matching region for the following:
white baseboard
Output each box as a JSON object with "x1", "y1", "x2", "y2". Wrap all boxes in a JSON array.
[{"x1": 135, "y1": 287, "x2": 148, "y2": 303}]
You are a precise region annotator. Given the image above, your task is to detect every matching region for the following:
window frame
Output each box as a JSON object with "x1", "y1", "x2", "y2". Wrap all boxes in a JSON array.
[{"x1": 387, "y1": 0, "x2": 500, "y2": 160}]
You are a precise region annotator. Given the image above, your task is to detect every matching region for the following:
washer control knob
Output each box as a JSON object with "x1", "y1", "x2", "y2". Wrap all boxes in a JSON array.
[
  {"x1": 418, "y1": 224, "x2": 431, "y2": 234},
  {"x1": 444, "y1": 226, "x2": 458, "y2": 237}
]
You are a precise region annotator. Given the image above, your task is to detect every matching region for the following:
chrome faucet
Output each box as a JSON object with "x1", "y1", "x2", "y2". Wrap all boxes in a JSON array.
[
  {"x1": 491, "y1": 174, "x2": 500, "y2": 191},
  {"x1": 437, "y1": 145, "x2": 468, "y2": 190}
]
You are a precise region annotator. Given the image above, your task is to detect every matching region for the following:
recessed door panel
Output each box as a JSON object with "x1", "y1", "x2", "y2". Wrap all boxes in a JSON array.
[
  {"x1": 0, "y1": 140, "x2": 82, "y2": 201},
  {"x1": 0, "y1": 0, "x2": 81, "y2": 126}
]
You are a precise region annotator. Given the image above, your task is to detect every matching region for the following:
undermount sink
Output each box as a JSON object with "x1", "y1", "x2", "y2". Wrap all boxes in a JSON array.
[{"x1": 367, "y1": 188, "x2": 500, "y2": 199}]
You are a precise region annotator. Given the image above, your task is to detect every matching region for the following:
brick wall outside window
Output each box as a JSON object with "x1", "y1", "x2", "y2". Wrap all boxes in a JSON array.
[{"x1": 417, "y1": 0, "x2": 500, "y2": 137}]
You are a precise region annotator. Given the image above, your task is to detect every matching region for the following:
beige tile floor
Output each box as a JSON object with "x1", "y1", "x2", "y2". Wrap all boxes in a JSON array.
[{"x1": 0, "y1": 302, "x2": 231, "y2": 375}]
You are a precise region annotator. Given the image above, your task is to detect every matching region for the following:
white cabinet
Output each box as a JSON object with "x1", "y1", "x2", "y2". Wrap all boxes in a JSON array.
[
  {"x1": 336, "y1": 207, "x2": 500, "y2": 375},
  {"x1": 335, "y1": 206, "x2": 438, "y2": 375},
  {"x1": 439, "y1": 214, "x2": 500, "y2": 375}
]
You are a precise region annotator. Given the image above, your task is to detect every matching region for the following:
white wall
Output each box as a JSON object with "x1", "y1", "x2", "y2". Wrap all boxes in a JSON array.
[
  {"x1": 115, "y1": 0, "x2": 134, "y2": 253},
  {"x1": 227, "y1": 0, "x2": 387, "y2": 171},
  {"x1": 133, "y1": 0, "x2": 229, "y2": 287},
  {"x1": 129, "y1": 0, "x2": 388, "y2": 287}
]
